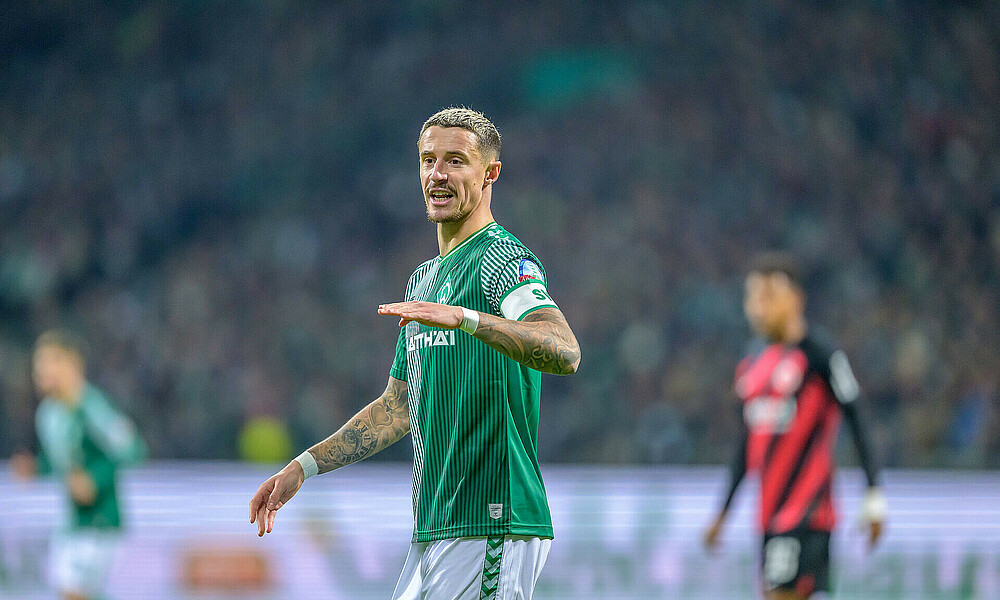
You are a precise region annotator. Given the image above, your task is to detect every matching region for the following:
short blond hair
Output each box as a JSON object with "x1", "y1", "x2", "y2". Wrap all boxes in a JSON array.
[
  {"x1": 35, "y1": 329, "x2": 89, "y2": 366},
  {"x1": 419, "y1": 107, "x2": 501, "y2": 163}
]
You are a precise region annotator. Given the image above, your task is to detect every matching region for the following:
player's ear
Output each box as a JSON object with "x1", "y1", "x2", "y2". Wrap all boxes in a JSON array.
[{"x1": 484, "y1": 161, "x2": 501, "y2": 188}]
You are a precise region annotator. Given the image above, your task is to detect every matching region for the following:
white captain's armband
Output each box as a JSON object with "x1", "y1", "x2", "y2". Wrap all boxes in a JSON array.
[
  {"x1": 829, "y1": 350, "x2": 860, "y2": 404},
  {"x1": 499, "y1": 280, "x2": 558, "y2": 321}
]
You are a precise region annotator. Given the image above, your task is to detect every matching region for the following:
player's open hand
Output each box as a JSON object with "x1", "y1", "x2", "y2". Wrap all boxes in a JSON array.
[
  {"x1": 859, "y1": 487, "x2": 887, "y2": 550},
  {"x1": 67, "y1": 467, "x2": 97, "y2": 506},
  {"x1": 249, "y1": 462, "x2": 304, "y2": 537},
  {"x1": 9, "y1": 452, "x2": 36, "y2": 481},
  {"x1": 378, "y1": 301, "x2": 463, "y2": 329},
  {"x1": 867, "y1": 519, "x2": 884, "y2": 548}
]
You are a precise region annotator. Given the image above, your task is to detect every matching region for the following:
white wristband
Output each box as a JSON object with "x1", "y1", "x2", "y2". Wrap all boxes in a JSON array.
[
  {"x1": 860, "y1": 487, "x2": 887, "y2": 522},
  {"x1": 294, "y1": 450, "x2": 318, "y2": 480},
  {"x1": 459, "y1": 307, "x2": 480, "y2": 335}
]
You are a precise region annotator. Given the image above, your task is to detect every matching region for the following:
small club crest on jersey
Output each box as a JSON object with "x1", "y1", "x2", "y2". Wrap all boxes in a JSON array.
[
  {"x1": 744, "y1": 396, "x2": 798, "y2": 434},
  {"x1": 517, "y1": 259, "x2": 543, "y2": 283},
  {"x1": 488, "y1": 503, "x2": 503, "y2": 520},
  {"x1": 437, "y1": 278, "x2": 453, "y2": 304}
]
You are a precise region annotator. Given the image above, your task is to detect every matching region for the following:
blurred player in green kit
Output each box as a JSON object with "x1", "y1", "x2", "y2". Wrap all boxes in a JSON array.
[{"x1": 12, "y1": 330, "x2": 147, "y2": 600}]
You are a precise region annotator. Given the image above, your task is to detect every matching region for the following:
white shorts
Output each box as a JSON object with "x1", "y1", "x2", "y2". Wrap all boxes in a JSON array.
[
  {"x1": 50, "y1": 530, "x2": 119, "y2": 597},
  {"x1": 392, "y1": 535, "x2": 551, "y2": 600}
]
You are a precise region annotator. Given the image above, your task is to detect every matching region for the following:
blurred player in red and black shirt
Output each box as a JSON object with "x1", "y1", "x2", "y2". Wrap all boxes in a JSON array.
[{"x1": 703, "y1": 253, "x2": 886, "y2": 600}]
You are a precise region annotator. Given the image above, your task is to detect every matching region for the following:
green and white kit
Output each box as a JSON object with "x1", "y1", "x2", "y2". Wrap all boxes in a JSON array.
[
  {"x1": 390, "y1": 222, "x2": 558, "y2": 542},
  {"x1": 35, "y1": 382, "x2": 146, "y2": 596},
  {"x1": 35, "y1": 383, "x2": 147, "y2": 531}
]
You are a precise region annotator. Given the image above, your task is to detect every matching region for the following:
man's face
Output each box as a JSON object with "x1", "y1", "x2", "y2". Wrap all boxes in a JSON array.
[
  {"x1": 743, "y1": 272, "x2": 802, "y2": 340},
  {"x1": 418, "y1": 126, "x2": 495, "y2": 224},
  {"x1": 32, "y1": 345, "x2": 80, "y2": 399}
]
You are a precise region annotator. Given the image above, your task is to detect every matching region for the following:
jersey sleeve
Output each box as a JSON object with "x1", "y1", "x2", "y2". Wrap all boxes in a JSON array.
[
  {"x1": 481, "y1": 243, "x2": 558, "y2": 320},
  {"x1": 826, "y1": 349, "x2": 861, "y2": 405},
  {"x1": 35, "y1": 445, "x2": 53, "y2": 476},
  {"x1": 390, "y1": 326, "x2": 408, "y2": 381},
  {"x1": 805, "y1": 334, "x2": 879, "y2": 487},
  {"x1": 80, "y1": 388, "x2": 147, "y2": 466},
  {"x1": 720, "y1": 402, "x2": 748, "y2": 513},
  {"x1": 36, "y1": 401, "x2": 76, "y2": 473},
  {"x1": 804, "y1": 333, "x2": 860, "y2": 405}
]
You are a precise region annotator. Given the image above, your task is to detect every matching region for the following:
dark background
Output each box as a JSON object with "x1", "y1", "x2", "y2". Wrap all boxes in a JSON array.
[{"x1": 1, "y1": 1, "x2": 997, "y2": 468}]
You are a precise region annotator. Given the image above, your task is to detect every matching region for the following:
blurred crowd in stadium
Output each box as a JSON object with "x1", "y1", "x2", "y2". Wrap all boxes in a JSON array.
[{"x1": 1, "y1": 2, "x2": 997, "y2": 468}]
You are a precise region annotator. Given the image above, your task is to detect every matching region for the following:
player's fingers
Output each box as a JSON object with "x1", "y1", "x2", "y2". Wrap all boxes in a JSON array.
[
  {"x1": 266, "y1": 479, "x2": 288, "y2": 511},
  {"x1": 704, "y1": 531, "x2": 717, "y2": 550},
  {"x1": 378, "y1": 302, "x2": 413, "y2": 314},
  {"x1": 266, "y1": 509, "x2": 276, "y2": 533},
  {"x1": 256, "y1": 504, "x2": 267, "y2": 536},
  {"x1": 249, "y1": 486, "x2": 267, "y2": 522},
  {"x1": 870, "y1": 521, "x2": 883, "y2": 546}
]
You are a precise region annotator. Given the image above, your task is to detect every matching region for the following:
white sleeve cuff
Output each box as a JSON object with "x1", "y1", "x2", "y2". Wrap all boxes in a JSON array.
[
  {"x1": 294, "y1": 450, "x2": 319, "y2": 480},
  {"x1": 459, "y1": 307, "x2": 480, "y2": 334},
  {"x1": 860, "y1": 488, "x2": 887, "y2": 522}
]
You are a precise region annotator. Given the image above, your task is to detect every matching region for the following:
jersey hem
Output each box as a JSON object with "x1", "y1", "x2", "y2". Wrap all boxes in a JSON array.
[
  {"x1": 413, "y1": 524, "x2": 554, "y2": 543},
  {"x1": 439, "y1": 221, "x2": 497, "y2": 261},
  {"x1": 761, "y1": 524, "x2": 835, "y2": 536}
]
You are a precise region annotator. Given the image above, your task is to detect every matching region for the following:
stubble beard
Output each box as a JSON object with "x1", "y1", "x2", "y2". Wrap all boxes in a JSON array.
[
  {"x1": 427, "y1": 207, "x2": 470, "y2": 224},
  {"x1": 425, "y1": 196, "x2": 474, "y2": 224}
]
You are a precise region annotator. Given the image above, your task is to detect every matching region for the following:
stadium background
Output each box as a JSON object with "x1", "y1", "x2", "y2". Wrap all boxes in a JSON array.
[{"x1": 1, "y1": 1, "x2": 998, "y2": 598}]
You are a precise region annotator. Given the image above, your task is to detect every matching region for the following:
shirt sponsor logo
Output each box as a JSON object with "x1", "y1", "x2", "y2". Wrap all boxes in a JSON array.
[
  {"x1": 488, "y1": 503, "x2": 503, "y2": 520},
  {"x1": 517, "y1": 259, "x2": 543, "y2": 283},
  {"x1": 744, "y1": 396, "x2": 797, "y2": 434},
  {"x1": 770, "y1": 357, "x2": 804, "y2": 396},
  {"x1": 407, "y1": 329, "x2": 456, "y2": 352}
]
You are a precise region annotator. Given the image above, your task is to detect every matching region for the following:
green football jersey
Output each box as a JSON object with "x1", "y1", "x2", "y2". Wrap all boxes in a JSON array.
[
  {"x1": 390, "y1": 222, "x2": 559, "y2": 542},
  {"x1": 35, "y1": 383, "x2": 147, "y2": 530}
]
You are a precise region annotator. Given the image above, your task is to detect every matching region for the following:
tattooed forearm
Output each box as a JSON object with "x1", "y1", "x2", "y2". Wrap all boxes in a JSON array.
[
  {"x1": 310, "y1": 377, "x2": 409, "y2": 474},
  {"x1": 473, "y1": 307, "x2": 581, "y2": 375}
]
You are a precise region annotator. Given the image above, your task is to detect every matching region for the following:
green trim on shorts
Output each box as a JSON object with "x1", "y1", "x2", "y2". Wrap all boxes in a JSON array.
[{"x1": 480, "y1": 535, "x2": 505, "y2": 600}]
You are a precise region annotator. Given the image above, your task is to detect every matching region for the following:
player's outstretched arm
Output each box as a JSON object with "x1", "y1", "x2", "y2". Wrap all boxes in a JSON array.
[
  {"x1": 474, "y1": 308, "x2": 581, "y2": 375},
  {"x1": 249, "y1": 376, "x2": 409, "y2": 536},
  {"x1": 378, "y1": 302, "x2": 580, "y2": 376}
]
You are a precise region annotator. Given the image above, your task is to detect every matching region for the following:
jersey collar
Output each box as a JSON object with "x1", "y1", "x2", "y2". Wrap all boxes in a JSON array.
[{"x1": 439, "y1": 221, "x2": 497, "y2": 261}]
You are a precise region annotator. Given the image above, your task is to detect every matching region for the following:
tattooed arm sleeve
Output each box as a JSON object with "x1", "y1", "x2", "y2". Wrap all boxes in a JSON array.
[
  {"x1": 309, "y1": 376, "x2": 410, "y2": 475},
  {"x1": 473, "y1": 307, "x2": 582, "y2": 376}
]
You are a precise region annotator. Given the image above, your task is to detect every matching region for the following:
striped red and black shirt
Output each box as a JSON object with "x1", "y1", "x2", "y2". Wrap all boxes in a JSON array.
[{"x1": 720, "y1": 331, "x2": 879, "y2": 535}]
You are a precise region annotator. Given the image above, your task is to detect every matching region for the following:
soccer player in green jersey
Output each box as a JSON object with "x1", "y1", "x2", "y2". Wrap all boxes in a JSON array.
[
  {"x1": 250, "y1": 107, "x2": 581, "y2": 599},
  {"x1": 11, "y1": 330, "x2": 147, "y2": 600}
]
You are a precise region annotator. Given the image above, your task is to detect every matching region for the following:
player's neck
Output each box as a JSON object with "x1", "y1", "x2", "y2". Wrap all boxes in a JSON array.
[
  {"x1": 778, "y1": 315, "x2": 807, "y2": 345},
  {"x1": 55, "y1": 377, "x2": 86, "y2": 406},
  {"x1": 437, "y1": 207, "x2": 495, "y2": 257}
]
